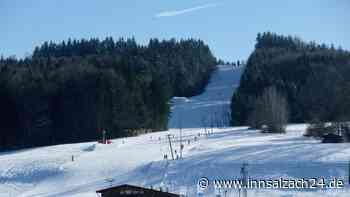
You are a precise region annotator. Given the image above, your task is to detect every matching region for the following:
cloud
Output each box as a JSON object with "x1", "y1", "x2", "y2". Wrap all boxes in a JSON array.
[{"x1": 155, "y1": 3, "x2": 219, "y2": 18}]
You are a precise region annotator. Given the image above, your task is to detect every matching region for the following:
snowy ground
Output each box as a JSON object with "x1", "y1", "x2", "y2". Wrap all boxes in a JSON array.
[
  {"x1": 0, "y1": 65, "x2": 349, "y2": 197},
  {"x1": 168, "y1": 65, "x2": 242, "y2": 128}
]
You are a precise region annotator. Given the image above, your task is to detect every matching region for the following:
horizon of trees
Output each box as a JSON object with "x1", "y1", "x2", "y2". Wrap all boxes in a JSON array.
[
  {"x1": 0, "y1": 37, "x2": 217, "y2": 150},
  {"x1": 231, "y1": 32, "x2": 350, "y2": 129},
  {"x1": 216, "y1": 59, "x2": 246, "y2": 67}
]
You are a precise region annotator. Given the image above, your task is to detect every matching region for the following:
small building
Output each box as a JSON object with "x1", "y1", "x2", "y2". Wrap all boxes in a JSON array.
[{"x1": 96, "y1": 184, "x2": 180, "y2": 197}]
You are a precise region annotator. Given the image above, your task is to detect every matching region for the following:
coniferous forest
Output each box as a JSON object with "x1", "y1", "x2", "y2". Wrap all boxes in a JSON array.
[
  {"x1": 231, "y1": 32, "x2": 350, "y2": 126},
  {"x1": 0, "y1": 37, "x2": 217, "y2": 150}
]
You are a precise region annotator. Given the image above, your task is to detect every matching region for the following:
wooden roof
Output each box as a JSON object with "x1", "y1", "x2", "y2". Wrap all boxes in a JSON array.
[{"x1": 96, "y1": 184, "x2": 180, "y2": 197}]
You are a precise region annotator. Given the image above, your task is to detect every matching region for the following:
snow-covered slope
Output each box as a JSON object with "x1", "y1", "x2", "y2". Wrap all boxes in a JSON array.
[
  {"x1": 168, "y1": 65, "x2": 242, "y2": 128},
  {"x1": 0, "y1": 65, "x2": 349, "y2": 197}
]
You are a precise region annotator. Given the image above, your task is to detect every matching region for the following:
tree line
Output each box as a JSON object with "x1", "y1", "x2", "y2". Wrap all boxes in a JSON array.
[
  {"x1": 0, "y1": 37, "x2": 217, "y2": 150},
  {"x1": 216, "y1": 59, "x2": 245, "y2": 68},
  {"x1": 231, "y1": 32, "x2": 350, "y2": 132}
]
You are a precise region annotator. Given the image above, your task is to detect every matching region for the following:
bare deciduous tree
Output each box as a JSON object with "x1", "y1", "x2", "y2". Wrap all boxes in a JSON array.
[{"x1": 248, "y1": 86, "x2": 289, "y2": 133}]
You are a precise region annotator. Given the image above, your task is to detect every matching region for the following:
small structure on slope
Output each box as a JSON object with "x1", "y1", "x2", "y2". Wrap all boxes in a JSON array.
[
  {"x1": 98, "y1": 128, "x2": 112, "y2": 144},
  {"x1": 96, "y1": 184, "x2": 180, "y2": 197}
]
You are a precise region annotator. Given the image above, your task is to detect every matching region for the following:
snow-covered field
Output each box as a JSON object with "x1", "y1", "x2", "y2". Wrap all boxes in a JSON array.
[
  {"x1": 168, "y1": 65, "x2": 242, "y2": 128},
  {"x1": 0, "y1": 65, "x2": 349, "y2": 197}
]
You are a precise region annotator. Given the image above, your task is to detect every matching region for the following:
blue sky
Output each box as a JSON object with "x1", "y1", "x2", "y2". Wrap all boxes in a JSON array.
[{"x1": 1, "y1": 0, "x2": 349, "y2": 61}]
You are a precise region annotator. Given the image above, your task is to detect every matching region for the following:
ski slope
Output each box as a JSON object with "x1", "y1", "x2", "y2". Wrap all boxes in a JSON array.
[
  {"x1": 169, "y1": 65, "x2": 242, "y2": 128},
  {"x1": 0, "y1": 65, "x2": 349, "y2": 197}
]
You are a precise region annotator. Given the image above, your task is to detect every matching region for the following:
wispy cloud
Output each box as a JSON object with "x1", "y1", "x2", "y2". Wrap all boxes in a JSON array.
[{"x1": 155, "y1": 3, "x2": 219, "y2": 18}]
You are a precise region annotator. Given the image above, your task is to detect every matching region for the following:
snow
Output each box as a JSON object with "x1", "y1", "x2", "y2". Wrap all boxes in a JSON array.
[
  {"x1": 0, "y1": 65, "x2": 349, "y2": 197},
  {"x1": 168, "y1": 65, "x2": 242, "y2": 128}
]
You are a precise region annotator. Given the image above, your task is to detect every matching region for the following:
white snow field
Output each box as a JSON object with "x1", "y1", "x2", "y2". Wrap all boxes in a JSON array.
[
  {"x1": 0, "y1": 65, "x2": 349, "y2": 197},
  {"x1": 168, "y1": 65, "x2": 242, "y2": 128}
]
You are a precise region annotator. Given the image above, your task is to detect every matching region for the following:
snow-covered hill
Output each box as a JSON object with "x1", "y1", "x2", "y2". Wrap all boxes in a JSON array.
[
  {"x1": 169, "y1": 65, "x2": 242, "y2": 128},
  {"x1": 0, "y1": 65, "x2": 349, "y2": 197}
]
